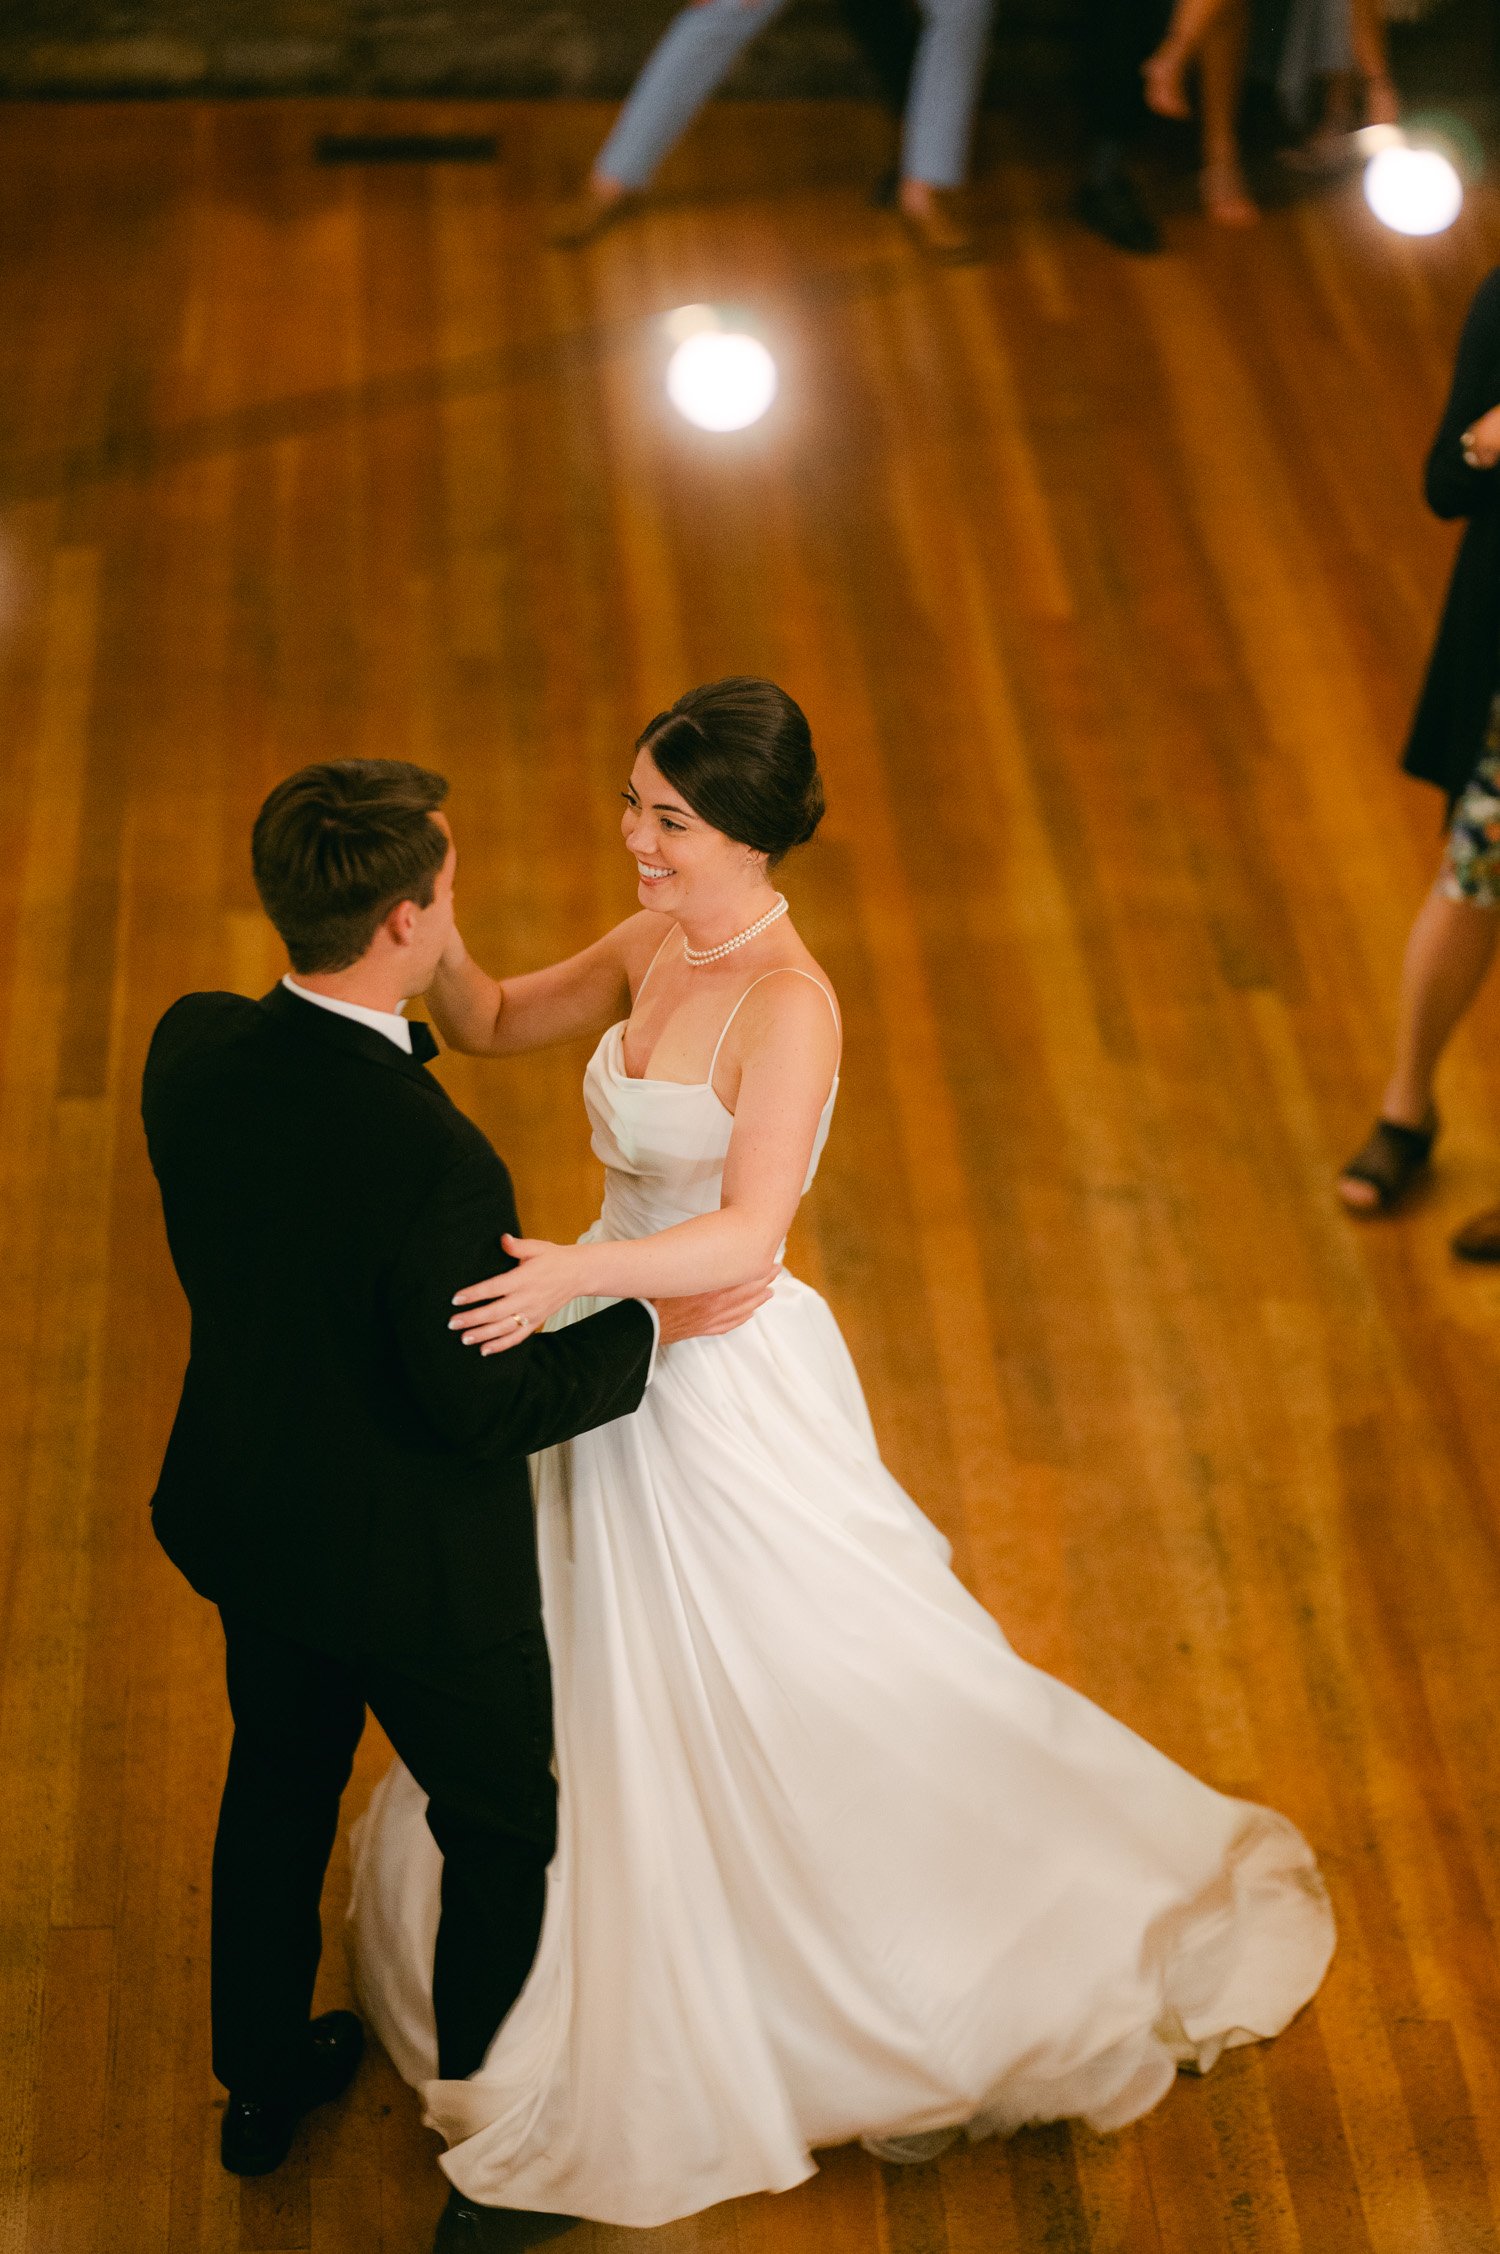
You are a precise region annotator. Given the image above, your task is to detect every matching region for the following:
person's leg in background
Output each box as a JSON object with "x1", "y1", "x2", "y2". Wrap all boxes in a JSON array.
[
  {"x1": 1075, "y1": 0, "x2": 1167, "y2": 252},
  {"x1": 1350, "y1": 0, "x2": 1399, "y2": 122},
  {"x1": 1336, "y1": 885, "x2": 1495, "y2": 1223},
  {"x1": 1340, "y1": 730, "x2": 1500, "y2": 1246},
  {"x1": 1198, "y1": 0, "x2": 1259, "y2": 222},
  {"x1": 838, "y1": 0, "x2": 921, "y2": 203},
  {"x1": 1379, "y1": 882, "x2": 1497, "y2": 1136},
  {"x1": 896, "y1": 0, "x2": 996, "y2": 258},
  {"x1": 551, "y1": 0, "x2": 793, "y2": 245},
  {"x1": 1272, "y1": 0, "x2": 1397, "y2": 174},
  {"x1": 1143, "y1": 0, "x2": 1226, "y2": 116}
]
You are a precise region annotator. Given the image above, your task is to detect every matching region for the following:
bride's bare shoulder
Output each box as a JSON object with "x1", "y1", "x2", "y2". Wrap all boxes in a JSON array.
[
  {"x1": 738, "y1": 942, "x2": 841, "y2": 1048},
  {"x1": 613, "y1": 912, "x2": 677, "y2": 995},
  {"x1": 785, "y1": 930, "x2": 839, "y2": 1019}
]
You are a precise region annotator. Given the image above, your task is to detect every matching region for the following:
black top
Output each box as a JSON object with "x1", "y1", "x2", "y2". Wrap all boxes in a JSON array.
[
  {"x1": 1403, "y1": 266, "x2": 1500, "y2": 800},
  {"x1": 142, "y1": 984, "x2": 654, "y2": 1664}
]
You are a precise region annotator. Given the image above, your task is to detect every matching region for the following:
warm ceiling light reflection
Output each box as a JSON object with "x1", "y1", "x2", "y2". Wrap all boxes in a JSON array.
[
  {"x1": 1363, "y1": 141, "x2": 1464, "y2": 236},
  {"x1": 665, "y1": 328, "x2": 778, "y2": 433}
]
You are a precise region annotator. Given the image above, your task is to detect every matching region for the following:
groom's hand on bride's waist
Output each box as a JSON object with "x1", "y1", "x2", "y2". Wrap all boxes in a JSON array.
[{"x1": 652, "y1": 1269, "x2": 779, "y2": 1346}]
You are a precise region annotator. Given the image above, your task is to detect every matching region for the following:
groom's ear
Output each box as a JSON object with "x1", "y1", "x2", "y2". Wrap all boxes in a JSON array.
[{"x1": 384, "y1": 897, "x2": 422, "y2": 950}]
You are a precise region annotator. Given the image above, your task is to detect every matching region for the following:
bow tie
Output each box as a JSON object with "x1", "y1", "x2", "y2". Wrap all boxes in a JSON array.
[{"x1": 408, "y1": 1021, "x2": 440, "y2": 1064}]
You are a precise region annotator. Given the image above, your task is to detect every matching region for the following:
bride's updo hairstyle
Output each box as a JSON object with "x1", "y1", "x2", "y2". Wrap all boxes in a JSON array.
[{"x1": 638, "y1": 677, "x2": 824, "y2": 869}]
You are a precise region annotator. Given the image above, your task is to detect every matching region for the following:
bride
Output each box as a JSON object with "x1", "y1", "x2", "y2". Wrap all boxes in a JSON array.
[{"x1": 350, "y1": 676, "x2": 1335, "y2": 2235}]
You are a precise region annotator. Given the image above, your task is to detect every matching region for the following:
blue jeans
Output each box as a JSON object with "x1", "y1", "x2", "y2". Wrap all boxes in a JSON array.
[{"x1": 598, "y1": 0, "x2": 994, "y2": 192}]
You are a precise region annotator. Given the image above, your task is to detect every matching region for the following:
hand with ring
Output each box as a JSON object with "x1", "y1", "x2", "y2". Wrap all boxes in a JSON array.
[{"x1": 449, "y1": 1235, "x2": 592, "y2": 1354}]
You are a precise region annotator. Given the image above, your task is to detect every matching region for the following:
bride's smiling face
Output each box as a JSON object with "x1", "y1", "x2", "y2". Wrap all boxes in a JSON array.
[{"x1": 621, "y1": 748, "x2": 764, "y2": 917}]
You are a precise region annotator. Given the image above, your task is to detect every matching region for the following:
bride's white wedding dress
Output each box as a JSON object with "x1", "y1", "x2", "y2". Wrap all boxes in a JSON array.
[{"x1": 350, "y1": 984, "x2": 1335, "y2": 2230}]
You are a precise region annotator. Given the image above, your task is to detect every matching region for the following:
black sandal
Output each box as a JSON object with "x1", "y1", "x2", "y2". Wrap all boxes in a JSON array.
[{"x1": 1338, "y1": 1113, "x2": 1438, "y2": 1215}]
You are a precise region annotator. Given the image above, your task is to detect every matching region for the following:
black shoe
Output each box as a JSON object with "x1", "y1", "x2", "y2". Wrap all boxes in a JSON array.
[
  {"x1": 220, "y1": 2010, "x2": 365, "y2": 2176},
  {"x1": 432, "y1": 2190, "x2": 580, "y2": 2252},
  {"x1": 1073, "y1": 172, "x2": 1163, "y2": 255}
]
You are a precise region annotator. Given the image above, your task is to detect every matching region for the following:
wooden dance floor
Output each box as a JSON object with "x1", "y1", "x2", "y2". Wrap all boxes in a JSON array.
[{"x1": 3, "y1": 95, "x2": 1500, "y2": 2254}]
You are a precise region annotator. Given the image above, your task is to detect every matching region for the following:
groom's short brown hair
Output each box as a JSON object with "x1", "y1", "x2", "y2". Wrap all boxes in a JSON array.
[{"x1": 252, "y1": 759, "x2": 450, "y2": 973}]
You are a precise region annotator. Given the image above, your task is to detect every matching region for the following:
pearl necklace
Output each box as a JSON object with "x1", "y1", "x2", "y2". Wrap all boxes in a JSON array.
[{"x1": 682, "y1": 895, "x2": 789, "y2": 966}]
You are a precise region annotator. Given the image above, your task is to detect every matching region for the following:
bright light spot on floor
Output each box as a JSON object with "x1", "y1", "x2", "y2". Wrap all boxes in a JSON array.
[
  {"x1": 666, "y1": 331, "x2": 778, "y2": 432},
  {"x1": 1364, "y1": 143, "x2": 1463, "y2": 236}
]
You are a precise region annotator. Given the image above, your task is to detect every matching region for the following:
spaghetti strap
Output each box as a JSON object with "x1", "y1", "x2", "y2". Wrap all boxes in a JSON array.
[
  {"x1": 707, "y1": 969, "x2": 842, "y2": 1087},
  {"x1": 634, "y1": 924, "x2": 679, "y2": 1004}
]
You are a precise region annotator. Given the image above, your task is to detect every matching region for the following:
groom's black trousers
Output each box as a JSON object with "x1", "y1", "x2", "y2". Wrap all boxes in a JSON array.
[{"x1": 214, "y1": 1607, "x2": 557, "y2": 2097}]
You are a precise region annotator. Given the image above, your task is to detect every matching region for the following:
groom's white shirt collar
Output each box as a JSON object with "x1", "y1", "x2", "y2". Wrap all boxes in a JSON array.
[
  {"x1": 281, "y1": 979, "x2": 662, "y2": 1377},
  {"x1": 282, "y1": 976, "x2": 413, "y2": 1054}
]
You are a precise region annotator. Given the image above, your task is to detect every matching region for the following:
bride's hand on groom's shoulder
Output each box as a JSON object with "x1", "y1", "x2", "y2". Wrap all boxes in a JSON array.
[{"x1": 449, "y1": 1235, "x2": 586, "y2": 1354}]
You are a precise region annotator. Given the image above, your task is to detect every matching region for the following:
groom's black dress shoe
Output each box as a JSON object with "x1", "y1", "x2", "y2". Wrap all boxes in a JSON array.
[
  {"x1": 432, "y1": 2190, "x2": 580, "y2": 2252},
  {"x1": 220, "y1": 2011, "x2": 366, "y2": 2176}
]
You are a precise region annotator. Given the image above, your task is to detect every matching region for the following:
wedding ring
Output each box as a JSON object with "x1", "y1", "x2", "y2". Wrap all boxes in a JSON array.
[{"x1": 513, "y1": 1314, "x2": 529, "y2": 1332}]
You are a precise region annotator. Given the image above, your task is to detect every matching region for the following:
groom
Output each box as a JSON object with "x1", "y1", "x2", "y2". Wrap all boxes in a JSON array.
[{"x1": 142, "y1": 759, "x2": 771, "y2": 2251}]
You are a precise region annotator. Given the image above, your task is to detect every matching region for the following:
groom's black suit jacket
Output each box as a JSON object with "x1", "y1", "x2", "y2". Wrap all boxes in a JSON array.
[{"x1": 142, "y1": 982, "x2": 653, "y2": 1664}]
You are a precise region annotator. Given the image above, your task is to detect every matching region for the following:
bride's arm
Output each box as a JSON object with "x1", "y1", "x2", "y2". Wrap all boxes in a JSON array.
[
  {"x1": 449, "y1": 977, "x2": 840, "y2": 1349},
  {"x1": 428, "y1": 913, "x2": 660, "y2": 1058}
]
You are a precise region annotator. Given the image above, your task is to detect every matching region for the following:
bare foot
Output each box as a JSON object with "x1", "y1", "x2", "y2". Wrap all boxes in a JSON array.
[
  {"x1": 1142, "y1": 46, "x2": 1193, "y2": 121},
  {"x1": 1201, "y1": 157, "x2": 1260, "y2": 227},
  {"x1": 897, "y1": 180, "x2": 979, "y2": 262}
]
